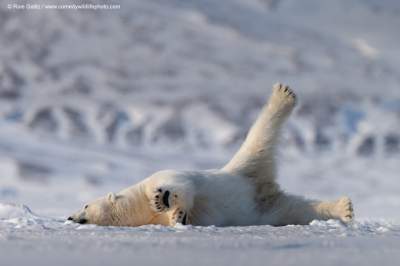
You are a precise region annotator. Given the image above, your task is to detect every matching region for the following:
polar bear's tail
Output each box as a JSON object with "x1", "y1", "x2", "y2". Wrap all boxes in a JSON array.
[{"x1": 222, "y1": 83, "x2": 296, "y2": 187}]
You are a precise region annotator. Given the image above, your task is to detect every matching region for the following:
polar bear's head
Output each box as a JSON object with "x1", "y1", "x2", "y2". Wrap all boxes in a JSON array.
[
  {"x1": 68, "y1": 192, "x2": 118, "y2": 226},
  {"x1": 68, "y1": 186, "x2": 156, "y2": 227}
]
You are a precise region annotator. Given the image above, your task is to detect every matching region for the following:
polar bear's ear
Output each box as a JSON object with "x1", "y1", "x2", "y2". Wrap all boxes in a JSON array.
[{"x1": 107, "y1": 192, "x2": 117, "y2": 204}]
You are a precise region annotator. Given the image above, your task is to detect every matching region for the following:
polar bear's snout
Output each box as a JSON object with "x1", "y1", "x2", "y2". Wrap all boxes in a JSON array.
[
  {"x1": 69, "y1": 217, "x2": 88, "y2": 224},
  {"x1": 67, "y1": 213, "x2": 88, "y2": 224}
]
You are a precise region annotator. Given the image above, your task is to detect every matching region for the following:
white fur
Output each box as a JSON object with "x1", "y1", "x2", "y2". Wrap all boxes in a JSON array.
[{"x1": 69, "y1": 83, "x2": 354, "y2": 227}]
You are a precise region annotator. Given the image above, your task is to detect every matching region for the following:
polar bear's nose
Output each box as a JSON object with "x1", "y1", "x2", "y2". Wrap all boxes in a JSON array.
[
  {"x1": 77, "y1": 218, "x2": 88, "y2": 224},
  {"x1": 67, "y1": 216, "x2": 73, "y2": 221}
]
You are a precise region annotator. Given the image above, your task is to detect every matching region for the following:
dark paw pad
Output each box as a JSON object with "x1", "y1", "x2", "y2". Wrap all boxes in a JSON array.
[
  {"x1": 152, "y1": 188, "x2": 171, "y2": 212},
  {"x1": 173, "y1": 209, "x2": 188, "y2": 225}
]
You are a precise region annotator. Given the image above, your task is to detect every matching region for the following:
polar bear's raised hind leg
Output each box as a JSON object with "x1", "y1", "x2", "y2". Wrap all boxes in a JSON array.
[
  {"x1": 222, "y1": 83, "x2": 296, "y2": 208},
  {"x1": 223, "y1": 83, "x2": 296, "y2": 179}
]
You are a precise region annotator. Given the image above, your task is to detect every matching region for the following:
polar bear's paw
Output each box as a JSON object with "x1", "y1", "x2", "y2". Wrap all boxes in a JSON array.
[
  {"x1": 150, "y1": 188, "x2": 171, "y2": 212},
  {"x1": 172, "y1": 208, "x2": 188, "y2": 225},
  {"x1": 271, "y1": 83, "x2": 297, "y2": 109},
  {"x1": 332, "y1": 196, "x2": 354, "y2": 223},
  {"x1": 150, "y1": 187, "x2": 181, "y2": 213}
]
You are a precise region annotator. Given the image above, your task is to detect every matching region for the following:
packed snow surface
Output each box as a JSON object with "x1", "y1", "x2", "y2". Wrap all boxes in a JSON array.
[
  {"x1": 1, "y1": 203, "x2": 400, "y2": 266},
  {"x1": 0, "y1": 0, "x2": 400, "y2": 265}
]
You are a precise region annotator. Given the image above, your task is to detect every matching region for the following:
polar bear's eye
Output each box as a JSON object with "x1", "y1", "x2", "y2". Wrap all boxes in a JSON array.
[{"x1": 84, "y1": 205, "x2": 89, "y2": 209}]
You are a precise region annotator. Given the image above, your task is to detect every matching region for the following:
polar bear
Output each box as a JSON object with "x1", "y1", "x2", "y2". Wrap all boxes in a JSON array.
[{"x1": 68, "y1": 83, "x2": 354, "y2": 227}]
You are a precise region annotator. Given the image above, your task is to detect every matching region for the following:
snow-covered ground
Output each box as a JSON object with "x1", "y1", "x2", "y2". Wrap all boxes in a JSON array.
[
  {"x1": 1, "y1": 203, "x2": 400, "y2": 266},
  {"x1": 1, "y1": 0, "x2": 400, "y2": 264}
]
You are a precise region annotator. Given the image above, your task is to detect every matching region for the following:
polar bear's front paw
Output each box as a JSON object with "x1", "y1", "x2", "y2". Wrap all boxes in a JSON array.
[
  {"x1": 150, "y1": 187, "x2": 181, "y2": 213},
  {"x1": 150, "y1": 188, "x2": 171, "y2": 212},
  {"x1": 271, "y1": 83, "x2": 297, "y2": 108},
  {"x1": 171, "y1": 208, "x2": 188, "y2": 225},
  {"x1": 332, "y1": 196, "x2": 354, "y2": 223}
]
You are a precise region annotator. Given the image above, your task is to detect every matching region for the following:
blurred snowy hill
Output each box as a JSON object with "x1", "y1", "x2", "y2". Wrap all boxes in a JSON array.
[
  {"x1": 0, "y1": 0, "x2": 399, "y2": 220},
  {"x1": 1, "y1": 0, "x2": 399, "y2": 155}
]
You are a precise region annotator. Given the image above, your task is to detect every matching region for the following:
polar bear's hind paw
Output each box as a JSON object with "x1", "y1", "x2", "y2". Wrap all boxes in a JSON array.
[
  {"x1": 333, "y1": 196, "x2": 354, "y2": 223},
  {"x1": 272, "y1": 83, "x2": 297, "y2": 107}
]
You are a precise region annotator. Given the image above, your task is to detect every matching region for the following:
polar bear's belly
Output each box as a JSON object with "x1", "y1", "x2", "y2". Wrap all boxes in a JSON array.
[{"x1": 190, "y1": 176, "x2": 259, "y2": 226}]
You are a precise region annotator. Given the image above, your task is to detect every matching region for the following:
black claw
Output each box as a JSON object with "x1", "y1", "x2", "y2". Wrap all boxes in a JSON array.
[
  {"x1": 158, "y1": 188, "x2": 162, "y2": 192},
  {"x1": 182, "y1": 213, "x2": 187, "y2": 225}
]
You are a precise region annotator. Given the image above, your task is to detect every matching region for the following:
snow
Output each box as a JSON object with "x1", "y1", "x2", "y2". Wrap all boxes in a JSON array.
[
  {"x1": 1, "y1": 0, "x2": 400, "y2": 264},
  {"x1": 1, "y1": 203, "x2": 400, "y2": 266}
]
